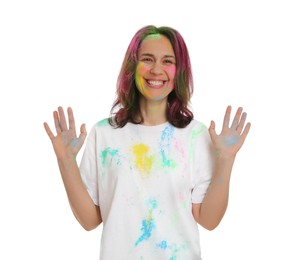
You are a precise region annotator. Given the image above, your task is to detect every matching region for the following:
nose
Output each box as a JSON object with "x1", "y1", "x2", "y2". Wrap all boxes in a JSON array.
[{"x1": 150, "y1": 62, "x2": 163, "y2": 75}]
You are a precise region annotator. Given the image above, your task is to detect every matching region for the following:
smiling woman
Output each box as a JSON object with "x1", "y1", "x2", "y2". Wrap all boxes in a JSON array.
[
  {"x1": 110, "y1": 26, "x2": 194, "y2": 128},
  {"x1": 135, "y1": 34, "x2": 176, "y2": 102},
  {"x1": 44, "y1": 25, "x2": 250, "y2": 260}
]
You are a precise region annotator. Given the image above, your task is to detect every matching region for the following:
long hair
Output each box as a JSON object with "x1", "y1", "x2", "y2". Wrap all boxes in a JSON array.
[{"x1": 109, "y1": 25, "x2": 194, "y2": 128}]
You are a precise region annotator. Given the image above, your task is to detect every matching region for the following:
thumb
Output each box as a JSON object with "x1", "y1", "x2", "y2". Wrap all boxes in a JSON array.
[
  {"x1": 79, "y1": 123, "x2": 87, "y2": 144},
  {"x1": 208, "y1": 120, "x2": 217, "y2": 143}
]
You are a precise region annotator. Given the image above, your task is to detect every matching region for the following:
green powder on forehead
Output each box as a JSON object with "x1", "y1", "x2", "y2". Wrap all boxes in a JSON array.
[{"x1": 145, "y1": 33, "x2": 162, "y2": 40}]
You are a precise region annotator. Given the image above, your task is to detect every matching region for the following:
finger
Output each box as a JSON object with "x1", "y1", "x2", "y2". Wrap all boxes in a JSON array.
[
  {"x1": 43, "y1": 122, "x2": 55, "y2": 139},
  {"x1": 231, "y1": 107, "x2": 243, "y2": 130},
  {"x1": 236, "y1": 112, "x2": 247, "y2": 134},
  {"x1": 222, "y1": 105, "x2": 232, "y2": 129},
  {"x1": 79, "y1": 123, "x2": 87, "y2": 144},
  {"x1": 53, "y1": 111, "x2": 62, "y2": 134},
  {"x1": 67, "y1": 107, "x2": 76, "y2": 132},
  {"x1": 239, "y1": 122, "x2": 251, "y2": 145},
  {"x1": 58, "y1": 106, "x2": 68, "y2": 131},
  {"x1": 208, "y1": 120, "x2": 217, "y2": 143}
]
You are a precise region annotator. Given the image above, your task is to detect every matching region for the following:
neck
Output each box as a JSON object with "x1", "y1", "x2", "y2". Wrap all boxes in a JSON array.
[{"x1": 138, "y1": 97, "x2": 168, "y2": 126}]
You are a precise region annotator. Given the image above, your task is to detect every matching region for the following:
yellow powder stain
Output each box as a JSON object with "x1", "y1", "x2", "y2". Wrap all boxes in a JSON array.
[{"x1": 133, "y1": 144, "x2": 153, "y2": 176}]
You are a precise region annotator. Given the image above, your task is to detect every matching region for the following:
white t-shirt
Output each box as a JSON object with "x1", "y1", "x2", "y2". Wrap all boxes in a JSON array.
[{"x1": 80, "y1": 118, "x2": 214, "y2": 260}]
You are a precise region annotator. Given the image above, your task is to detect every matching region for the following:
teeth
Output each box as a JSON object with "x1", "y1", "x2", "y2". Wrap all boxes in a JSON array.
[{"x1": 147, "y1": 80, "x2": 164, "y2": 86}]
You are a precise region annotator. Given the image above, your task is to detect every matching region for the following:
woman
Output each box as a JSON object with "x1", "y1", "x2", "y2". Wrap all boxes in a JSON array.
[{"x1": 44, "y1": 25, "x2": 250, "y2": 260}]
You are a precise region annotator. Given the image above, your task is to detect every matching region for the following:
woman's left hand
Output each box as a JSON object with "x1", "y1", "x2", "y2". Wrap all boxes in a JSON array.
[{"x1": 209, "y1": 106, "x2": 251, "y2": 158}]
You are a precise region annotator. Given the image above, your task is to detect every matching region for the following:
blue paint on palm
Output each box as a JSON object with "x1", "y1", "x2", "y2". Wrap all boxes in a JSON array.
[
  {"x1": 225, "y1": 136, "x2": 240, "y2": 146},
  {"x1": 70, "y1": 138, "x2": 78, "y2": 147}
]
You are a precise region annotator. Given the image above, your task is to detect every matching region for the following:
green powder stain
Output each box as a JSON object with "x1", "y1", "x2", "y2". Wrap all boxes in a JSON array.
[
  {"x1": 190, "y1": 123, "x2": 207, "y2": 160},
  {"x1": 145, "y1": 33, "x2": 161, "y2": 40},
  {"x1": 101, "y1": 147, "x2": 119, "y2": 167},
  {"x1": 146, "y1": 197, "x2": 158, "y2": 210},
  {"x1": 97, "y1": 118, "x2": 108, "y2": 127}
]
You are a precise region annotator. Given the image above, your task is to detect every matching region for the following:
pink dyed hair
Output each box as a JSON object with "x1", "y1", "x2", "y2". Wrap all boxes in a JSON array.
[{"x1": 109, "y1": 25, "x2": 193, "y2": 128}]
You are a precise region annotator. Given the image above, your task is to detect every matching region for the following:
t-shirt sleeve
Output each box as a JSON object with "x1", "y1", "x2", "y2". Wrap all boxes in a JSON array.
[
  {"x1": 191, "y1": 124, "x2": 214, "y2": 204},
  {"x1": 79, "y1": 126, "x2": 99, "y2": 206}
]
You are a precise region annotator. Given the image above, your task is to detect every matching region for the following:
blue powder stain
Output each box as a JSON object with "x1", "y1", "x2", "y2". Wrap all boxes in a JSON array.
[
  {"x1": 160, "y1": 151, "x2": 173, "y2": 167},
  {"x1": 160, "y1": 125, "x2": 175, "y2": 168},
  {"x1": 157, "y1": 240, "x2": 168, "y2": 250},
  {"x1": 70, "y1": 139, "x2": 78, "y2": 147},
  {"x1": 135, "y1": 218, "x2": 155, "y2": 246},
  {"x1": 161, "y1": 125, "x2": 174, "y2": 142},
  {"x1": 135, "y1": 198, "x2": 158, "y2": 247}
]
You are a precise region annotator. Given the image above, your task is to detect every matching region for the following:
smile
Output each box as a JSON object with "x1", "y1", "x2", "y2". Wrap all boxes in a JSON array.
[{"x1": 145, "y1": 79, "x2": 167, "y2": 89}]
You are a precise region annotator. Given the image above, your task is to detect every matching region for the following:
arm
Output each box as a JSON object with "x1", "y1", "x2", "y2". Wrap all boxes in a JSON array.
[
  {"x1": 44, "y1": 107, "x2": 102, "y2": 231},
  {"x1": 192, "y1": 106, "x2": 251, "y2": 230}
]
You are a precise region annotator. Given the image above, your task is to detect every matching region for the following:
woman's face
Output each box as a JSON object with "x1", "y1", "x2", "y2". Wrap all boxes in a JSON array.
[{"x1": 135, "y1": 34, "x2": 176, "y2": 101}]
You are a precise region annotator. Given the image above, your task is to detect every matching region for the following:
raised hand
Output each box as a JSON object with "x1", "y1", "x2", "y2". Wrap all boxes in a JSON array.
[
  {"x1": 44, "y1": 107, "x2": 87, "y2": 160},
  {"x1": 209, "y1": 106, "x2": 251, "y2": 158}
]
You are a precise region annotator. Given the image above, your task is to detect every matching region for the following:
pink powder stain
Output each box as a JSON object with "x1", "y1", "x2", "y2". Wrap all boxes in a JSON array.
[{"x1": 173, "y1": 137, "x2": 185, "y2": 158}]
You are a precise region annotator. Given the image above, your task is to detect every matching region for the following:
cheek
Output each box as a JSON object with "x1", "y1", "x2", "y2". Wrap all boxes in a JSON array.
[
  {"x1": 135, "y1": 64, "x2": 149, "y2": 87},
  {"x1": 166, "y1": 66, "x2": 176, "y2": 79},
  {"x1": 136, "y1": 63, "x2": 150, "y2": 78}
]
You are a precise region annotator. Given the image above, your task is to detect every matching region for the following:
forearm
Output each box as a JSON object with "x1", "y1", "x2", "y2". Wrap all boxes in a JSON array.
[
  {"x1": 198, "y1": 155, "x2": 235, "y2": 230},
  {"x1": 57, "y1": 156, "x2": 102, "y2": 231}
]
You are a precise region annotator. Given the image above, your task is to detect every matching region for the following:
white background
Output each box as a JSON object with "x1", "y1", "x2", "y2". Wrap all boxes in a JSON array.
[{"x1": 1, "y1": 0, "x2": 303, "y2": 259}]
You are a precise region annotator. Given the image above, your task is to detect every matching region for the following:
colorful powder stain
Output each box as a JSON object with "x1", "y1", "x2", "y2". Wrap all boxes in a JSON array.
[
  {"x1": 133, "y1": 144, "x2": 153, "y2": 176},
  {"x1": 157, "y1": 240, "x2": 168, "y2": 250},
  {"x1": 146, "y1": 197, "x2": 158, "y2": 210},
  {"x1": 97, "y1": 118, "x2": 108, "y2": 127},
  {"x1": 101, "y1": 147, "x2": 120, "y2": 167},
  {"x1": 134, "y1": 217, "x2": 155, "y2": 246},
  {"x1": 156, "y1": 240, "x2": 188, "y2": 259},
  {"x1": 190, "y1": 124, "x2": 207, "y2": 160},
  {"x1": 160, "y1": 125, "x2": 176, "y2": 169},
  {"x1": 146, "y1": 33, "x2": 161, "y2": 40},
  {"x1": 191, "y1": 124, "x2": 207, "y2": 140},
  {"x1": 135, "y1": 198, "x2": 158, "y2": 247}
]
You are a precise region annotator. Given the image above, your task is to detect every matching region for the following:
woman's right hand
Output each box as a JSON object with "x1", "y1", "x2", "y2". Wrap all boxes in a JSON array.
[{"x1": 44, "y1": 107, "x2": 87, "y2": 160}]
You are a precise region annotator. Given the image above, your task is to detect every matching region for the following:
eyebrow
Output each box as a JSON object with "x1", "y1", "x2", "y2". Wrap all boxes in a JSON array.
[{"x1": 140, "y1": 53, "x2": 176, "y2": 59}]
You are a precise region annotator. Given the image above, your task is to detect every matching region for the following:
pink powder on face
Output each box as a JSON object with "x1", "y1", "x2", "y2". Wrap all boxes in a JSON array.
[{"x1": 165, "y1": 64, "x2": 176, "y2": 75}]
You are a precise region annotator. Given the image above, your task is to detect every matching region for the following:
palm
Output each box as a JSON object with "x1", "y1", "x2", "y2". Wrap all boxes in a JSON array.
[
  {"x1": 209, "y1": 106, "x2": 251, "y2": 158},
  {"x1": 44, "y1": 107, "x2": 86, "y2": 159}
]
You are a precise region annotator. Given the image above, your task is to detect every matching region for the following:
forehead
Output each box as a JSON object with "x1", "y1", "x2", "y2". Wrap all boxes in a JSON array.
[{"x1": 138, "y1": 34, "x2": 175, "y2": 56}]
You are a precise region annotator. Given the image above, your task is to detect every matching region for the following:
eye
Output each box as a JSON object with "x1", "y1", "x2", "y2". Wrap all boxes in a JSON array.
[
  {"x1": 163, "y1": 59, "x2": 175, "y2": 65},
  {"x1": 141, "y1": 57, "x2": 153, "y2": 62}
]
